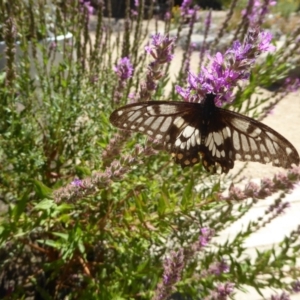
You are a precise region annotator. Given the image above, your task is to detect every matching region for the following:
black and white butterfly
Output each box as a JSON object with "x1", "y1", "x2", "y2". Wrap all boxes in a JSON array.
[{"x1": 109, "y1": 93, "x2": 299, "y2": 174}]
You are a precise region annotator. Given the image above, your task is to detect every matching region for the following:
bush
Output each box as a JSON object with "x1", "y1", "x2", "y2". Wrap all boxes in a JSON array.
[{"x1": 0, "y1": 0, "x2": 300, "y2": 299}]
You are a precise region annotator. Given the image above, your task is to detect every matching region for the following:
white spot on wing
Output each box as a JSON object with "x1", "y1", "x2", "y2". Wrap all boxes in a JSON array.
[
  {"x1": 180, "y1": 141, "x2": 186, "y2": 149},
  {"x1": 144, "y1": 116, "x2": 155, "y2": 126},
  {"x1": 147, "y1": 130, "x2": 153, "y2": 135},
  {"x1": 266, "y1": 139, "x2": 276, "y2": 155},
  {"x1": 160, "y1": 117, "x2": 172, "y2": 132},
  {"x1": 240, "y1": 134, "x2": 249, "y2": 152},
  {"x1": 146, "y1": 106, "x2": 156, "y2": 114},
  {"x1": 175, "y1": 139, "x2": 181, "y2": 147},
  {"x1": 249, "y1": 138, "x2": 257, "y2": 151},
  {"x1": 117, "y1": 110, "x2": 123, "y2": 116},
  {"x1": 186, "y1": 139, "x2": 191, "y2": 150},
  {"x1": 286, "y1": 147, "x2": 293, "y2": 155},
  {"x1": 222, "y1": 127, "x2": 230, "y2": 138},
  {"x1": 209, "y1": 137, "x2": 214, "y2": 151},
  {"x1": 254, "y1": 154, "x2": 260, "y2": 160},
  {"x1": 236, "y1": 153, "x2": 242, "y2": 160},
  {"x1": 139, "y1": 126, "x2": 145, "y2": 131},
  {"x1": 266, "y1": 131, "x2": 277, "y2": 141},
  {"x1": 183, "y1": 125, "x2": 194, "y2": 138},
  {"x1": 190, "y1": 134, "x2": 196, "y2": 147},
  {"x1": 151, "y1": 116, "x2": 164, "y2": 130},
  {"x1": 233, "y1": 131, "x2": 240, "y2": 150},
  {"x1": 195, "y1": 129, "x2": 201, "y2": 145},
  {"x1": 248, "y1": 127, "x2": 262, "y2": 138},
  {"x1": 212, "y1": 145, "x2": 216, "y2": 156},
  {"x1": 205, "y1": 133, "x2": 213, "y2": 147},
  {"x1": 128, "y1": 111, "x2": 141, "y2": 122},
  {"x1": 260, "y1": 144, "x2": 267, "y2": 152},
  {"x1": 174, "y1": 117, "x2": 185, "y2": 128},
  {"x1": 213, "y1": 132, "x2": 222, "y2": 146}
]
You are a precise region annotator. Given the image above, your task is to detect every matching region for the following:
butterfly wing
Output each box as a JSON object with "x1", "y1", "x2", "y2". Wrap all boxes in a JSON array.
[
  {"x1": 219, "y1": 108, "x2": 300, "y2": 169},
  {"x1": 110, "y1": 101, "x2": 299, "y2": 174},
  {"x1": 110, "y1": 101, "x2": 236, "y2": 173}
]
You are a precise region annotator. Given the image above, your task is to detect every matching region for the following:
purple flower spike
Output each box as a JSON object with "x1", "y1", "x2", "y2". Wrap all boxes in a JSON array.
[
  {"x1": 113, "y1": 57, "x2": 134, "y2": 81},
  {"x1": 79, "y1": 0, "x2": 94, "y2": 17},
  {"x1": 145, "y1": 33, "x2": 175, "y2": 64},
  {"x1": 176, "y1": 28, "x2": 276, "y2": 106},
  {"x1": 216, "y1": 282, "x2": 235, "y2": 297},
  {"x1": 271, "y1": 292, "x2": 291, "y2": 300},
  {"x1": 292, "y1": 280, "x2": 300, "y2": 293},
  {"x1": 153, "y1": 249, "x2": 185, "y2": 300},
  {"x1": 140, "y1": 34, "x2": 175, "y2": 101},
  {"x1": 113, "y1": 57, "x2": 133, "y2": 104}
]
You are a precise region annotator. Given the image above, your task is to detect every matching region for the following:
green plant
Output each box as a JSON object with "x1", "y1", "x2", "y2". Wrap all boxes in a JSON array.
[{"x1": 0, "y1": 0, "x2": 300, "y2": 299}]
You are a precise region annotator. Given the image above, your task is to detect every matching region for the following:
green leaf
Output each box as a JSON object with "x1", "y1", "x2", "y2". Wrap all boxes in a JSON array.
[
  {"x1": 32, "y1": 180, "x2": 53, "y2": 199},
  {"x1": 181, "y1": 176, "x2": 194, "y2": 208},
  {"x1": 33, "y1": 199, "x2": 56, "y2": 210}
]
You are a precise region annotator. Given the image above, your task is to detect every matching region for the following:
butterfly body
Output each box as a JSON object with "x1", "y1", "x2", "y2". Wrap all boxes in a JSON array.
[{"x1": 110, "y1": 94, "x2": 299, "y2": 174}]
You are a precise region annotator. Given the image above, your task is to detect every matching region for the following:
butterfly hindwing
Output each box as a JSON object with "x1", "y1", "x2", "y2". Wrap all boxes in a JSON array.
[
  {"x1": 219, "y1": 109, "x2": 299, "y2": 169},
  {"x1": 110, "y1": 95, "x2": 299, "y2": 174}
]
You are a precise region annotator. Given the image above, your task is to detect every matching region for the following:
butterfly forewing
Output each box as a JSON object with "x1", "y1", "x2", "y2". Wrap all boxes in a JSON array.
[{"x1": 109, "y1": 94, "x2": 299, "y2": 174}]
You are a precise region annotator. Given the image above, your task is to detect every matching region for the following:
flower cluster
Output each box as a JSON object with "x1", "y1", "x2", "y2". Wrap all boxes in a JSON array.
[
  {"x1": 242, "y1": 0, "x2": 276, "y2": 27},
  {"x1": 79, "y1": 0, "x2": 94, "y2": 19},
  {"x1": 140, "y1": 34, "x2": 175, "y2": 101},
  {"x1": 113, "y1": 57, "x2": 134, "y2": 104},
  {"x1": 153, "y1": 249, "x2": 185, "y2": 300},
  {"x1": 176, "y1": 28, "x2": 276, "y2": 106},
  {"x1": 54, "y1": 145, "x2": 156, "y2": 203},
  {"x1": 113, "y1": 57, "x2": 134, "y2": 81},
  {"x1": 221, "y1": 166, "x2": 300, "y2": 201},
  {"x1": 270, "y1": 292, "x2": 290, "y2": 300}
]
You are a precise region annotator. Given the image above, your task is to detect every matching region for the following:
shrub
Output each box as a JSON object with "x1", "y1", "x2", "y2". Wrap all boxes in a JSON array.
[{"x1": 0, "y1": 0, "x2": 300, "y2": 299}]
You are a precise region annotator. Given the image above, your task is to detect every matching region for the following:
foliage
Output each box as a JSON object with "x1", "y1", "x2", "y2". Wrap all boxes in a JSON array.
[{"x1": 0, "y1": 0, "x2": 300, "y2": 299}]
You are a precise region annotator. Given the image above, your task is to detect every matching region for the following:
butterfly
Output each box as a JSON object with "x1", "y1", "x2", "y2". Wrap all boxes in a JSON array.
[{"x1": 109, "y1": 93, "x2": 299, "y2": 174}]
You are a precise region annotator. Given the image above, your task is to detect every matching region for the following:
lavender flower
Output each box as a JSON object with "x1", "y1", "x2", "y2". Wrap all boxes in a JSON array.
[
  {"x1": 113, "y1": 57, "x2": 134, "y2": 81},
  {"x1": 199, "y1": 10, "x2": 212, "y2": 68},
  {"x1": 180, "y1": 0, "x2": 196, "y2": 19},
  {"x1": 270, "y1": 292, "x2": 290, "y2": 300},
  {"x1": 164, "y1": 11, "x2": 171, "y2": 21},
  {"x1": 145, "y1": 34, "x2": 174, "y2": 65},
  {"x1": 292, "y1": 280, "x2": 300, "y2": 293},
  {"x1": 140, "y1": 34, "x2": 175, "y2": 101},
  {"x1": 209, "y1": 259, "x2": 230, "y2": 276},
  {"x1": 71, "y1": 178, "x2": 84, "y2": 188},
  {"x1": 113, "y1": 57, "x2": 134, "y2": 104},
  {"x1": 221, "y1": 166, "x2": 300, "y2": 201},
  {"x1": 216, "y1": 282, "x2": 235, "y2": 298},
  {"x1": 176, "y1": 28, "x2": 276, "y2": 106},
  {"x1": 54, "y1": 145, "x2": 156, "y2": 203},
  {"x1": 242, "y1": 0, "x2": 276, "y2": 27},
  {"x1": 79, "y1": 0, "x2": 94, "y2": 17},
  {"x1": 153, "y1": 249, "x2": 185, "y2": 300},
  {"x1": 199, "y1": 227, "x2": 214, "y2": 247},
  {"x1": 285, "y1": 78, "x2": 300, "y2": 93},
  {"x1": 207, "y1": 282, "x2": 235, "y2": 300}
]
